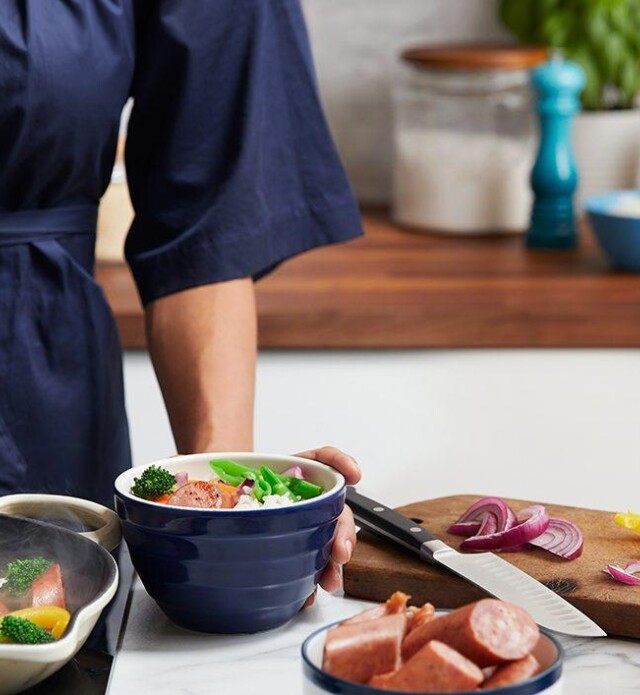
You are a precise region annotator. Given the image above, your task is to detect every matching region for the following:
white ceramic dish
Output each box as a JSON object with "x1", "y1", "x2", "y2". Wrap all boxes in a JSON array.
[
  {"x1": 114, "y1": 452, "x2": 345, "y2": 511},
  {"x1": 302, "y1": 612, "x2": 564, "y2": 695},
  {"x1": 0, "y1": 494, "x2": 120, "y2": 695}
]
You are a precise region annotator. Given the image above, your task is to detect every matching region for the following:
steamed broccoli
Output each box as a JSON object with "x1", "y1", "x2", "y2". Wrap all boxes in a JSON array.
[
  {"x1": 4, "y1": 557, "x2": 52, "y2": 594},
  {"x1": 0, "y1": 615, "x2": 55, "y2": 644},
  {"x1": 131, "y1": 465, "x2": 176, "y2": 500}
]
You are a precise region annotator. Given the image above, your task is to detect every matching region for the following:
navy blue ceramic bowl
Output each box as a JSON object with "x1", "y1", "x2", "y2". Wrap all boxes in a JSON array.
[
  {"x1": 585, "y1": 190, "x2": 640, "y2": 272},
  {"x1": 114, "y1": 453, "x2": 345, "y2": 634},
  {"x1": 302, "y1": 615, "x2": 564, "y2": 695}
]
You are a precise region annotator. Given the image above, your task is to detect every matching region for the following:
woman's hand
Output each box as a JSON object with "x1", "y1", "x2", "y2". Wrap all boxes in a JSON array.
[{"x1": 294, "y1": 446, "x2": 361, "y2": 604}]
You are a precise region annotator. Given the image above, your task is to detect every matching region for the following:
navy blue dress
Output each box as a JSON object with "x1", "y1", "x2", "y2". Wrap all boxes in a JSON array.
[{"x1": 0, "y1": 1, "x2": 362, "y2": 507}]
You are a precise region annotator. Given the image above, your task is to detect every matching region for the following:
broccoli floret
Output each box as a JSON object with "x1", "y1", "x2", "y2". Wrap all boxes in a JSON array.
[
  {"x1": 4, "y1": 557, "x2": 52, "y2": 594},
  {"x1": 0, "y1": 615, "x2": 55, "y2": 644},
  {"x1": 131, "y1": 465, "x2": 176, "y2": 500}
]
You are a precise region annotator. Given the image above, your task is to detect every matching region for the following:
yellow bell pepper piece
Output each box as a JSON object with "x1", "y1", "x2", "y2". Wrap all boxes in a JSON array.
[
  {"x1": 5, "y1": 606, "x2": 71, "y2": 640},
  {"x1": 614, "y1": 511, "x2": 640, "y2": 534}
]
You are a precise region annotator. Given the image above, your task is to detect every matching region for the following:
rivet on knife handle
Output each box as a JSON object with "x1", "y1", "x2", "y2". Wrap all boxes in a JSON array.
[{"x1": 346, "y1": 487, "x2": 438, "y2": 560}]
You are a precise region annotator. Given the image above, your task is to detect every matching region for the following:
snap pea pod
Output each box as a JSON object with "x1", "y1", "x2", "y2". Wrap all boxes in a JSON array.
[
  {"x1": 280, "y1": 477, "x2": 324, "y2": 500},
  {"x1": 253, "y1": 478, "x2": 271, "y2": 502},
  {"x1": 259, "y1": 466, "x2": 293, "y2": 499},
  {"x1": 209, "y1": 459, "x2": 256, "y2": 487}
]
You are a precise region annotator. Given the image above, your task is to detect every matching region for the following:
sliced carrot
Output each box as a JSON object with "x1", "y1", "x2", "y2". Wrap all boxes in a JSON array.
[
  {"x1": 153, "y1": 494, "x2": 172, "y2": 504},
  {"x1": 215, "y1": 483, "x2": 240, "y2": 495}
]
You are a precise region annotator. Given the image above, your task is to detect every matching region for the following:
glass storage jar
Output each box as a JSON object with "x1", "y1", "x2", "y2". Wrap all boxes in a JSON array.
[{"x1": 392, "y1": 44, "x2": 547, "y2": 233}]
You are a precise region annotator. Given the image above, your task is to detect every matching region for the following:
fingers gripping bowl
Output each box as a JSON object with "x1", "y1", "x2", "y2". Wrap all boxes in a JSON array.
[{"x1": 114, "y1": 453, "x2": 346, "y2": 634}]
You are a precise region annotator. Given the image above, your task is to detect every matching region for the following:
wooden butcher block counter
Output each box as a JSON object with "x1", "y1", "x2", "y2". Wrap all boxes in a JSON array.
[{"x1": 344, "y1": 494, "x2": 640, "y2": 639}]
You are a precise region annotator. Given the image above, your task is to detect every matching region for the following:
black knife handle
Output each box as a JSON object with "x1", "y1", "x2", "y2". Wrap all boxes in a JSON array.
[{"x1": 346, "y1": 487, "x2": 439, "y2": 560}]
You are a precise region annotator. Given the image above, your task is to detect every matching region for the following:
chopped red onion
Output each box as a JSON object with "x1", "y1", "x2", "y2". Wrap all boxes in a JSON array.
[
  {"x1": 174, "y1": 471, "x2": 189, "y2": 489},
  {"x1": 604, "y1": 564, "x2": 640, "y2": 585},
  {"x1": 529, "y1": 516, "x2": 584, "y2": 560},
  {"x1": 282, "y1": 465, "x2": 305, "y2": 479},
  {"x1": 461, "y1": 505, "x2": 549, "y2": 552},
  {"x1": 240, "y1": 478, "x2": 255, "y2": 494}
]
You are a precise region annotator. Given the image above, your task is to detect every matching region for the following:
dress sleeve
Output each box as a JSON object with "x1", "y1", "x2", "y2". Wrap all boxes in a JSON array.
[{"x1": 125, "y1": 0, "x2": 363, "y2": 305}]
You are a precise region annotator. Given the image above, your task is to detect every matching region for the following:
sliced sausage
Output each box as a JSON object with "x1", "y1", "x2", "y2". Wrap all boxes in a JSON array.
[
  {"x1": 483, "y1": 654, "x2": 540, "y2": 689},
  {"x1": 369, "y1": 639, "x2": 484, "y2": 692},
  {"x1": 341, "y1": 591, "x2": 410, "y2": 626},
  {"x1": 402, "y1": 599, "x2": 539, "y2": 667},
  {"x1": 341, "y1": 605, "x2": 388, "y2": 626},
  {"x1": 31, "y1": 564, "x2": 66, "y2": 610},
  {"x1": 407, "y1": 603, "x2": 435, "y2": 633},
  {"x1": 0, "y1": 600, "x2": 8, "y2": 617},
  {"x1": 167, "y1": 481, "x2": 223, "y2": 509},
  {"x1": 323, "y1": 613, "x2": 408, "y2": 684}
]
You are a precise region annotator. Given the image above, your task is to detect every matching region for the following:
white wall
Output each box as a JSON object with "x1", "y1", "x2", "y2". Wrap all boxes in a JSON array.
[
  {"x1": 124, "y1": 350, "x2": 640, "y2": 514},
  {"x1": 302, "y1": 0, "x2": 507, "y2": 204}
]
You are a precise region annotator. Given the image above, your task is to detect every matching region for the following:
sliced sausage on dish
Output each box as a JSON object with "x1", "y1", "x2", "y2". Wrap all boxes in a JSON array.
[
  {"x1": 407, "y1": 602, "x2": 436, "y2": 632},
  {"x1": 482, "y1": 653, "x2": 540, "y2": 689},
  {"x1": 402, "y1": 598, "x2": 539, "y2": 666},
  {"x1": 31, "y1": 563, "x2": 66, "y2": 610},
  {"x1": 341, "y1": 591, "x2": 410, "y2": 626},
  {"x1": 167, "y1": 481, "x2": 223, "y2": 509},
  {"x1": 323, "y1": 613, "x2": 408, "y2": 684},
  {"x1": 369, "y1": 639, "x2": 484, "y2": 692}
]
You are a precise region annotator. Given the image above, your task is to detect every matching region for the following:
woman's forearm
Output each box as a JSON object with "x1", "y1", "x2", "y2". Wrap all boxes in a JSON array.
[{"x1": 145, "y1": 278, "x2": 256, "y2": 454}]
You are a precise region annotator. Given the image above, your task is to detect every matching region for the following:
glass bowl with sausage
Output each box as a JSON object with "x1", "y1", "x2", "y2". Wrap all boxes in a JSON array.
[
  {"x1": 302, "y1": 594, "x2": 564, "y2": 694},
  {"x1": 114, "y1": 452, "x2": 345, "y2": 634}
]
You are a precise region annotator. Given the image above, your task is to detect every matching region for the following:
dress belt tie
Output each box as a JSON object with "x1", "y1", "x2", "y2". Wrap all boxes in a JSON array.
[{"x1": 0, "y1": 205, "x2": 97, "y2": 247}]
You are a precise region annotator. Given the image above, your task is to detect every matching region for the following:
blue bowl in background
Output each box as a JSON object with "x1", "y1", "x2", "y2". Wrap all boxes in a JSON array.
[
  {"x1": 585, "y1": 190, "x2": 640, "y2": 272},
  {"x1": 114, "y1": 453, "x2": 345, "y2": 634}
]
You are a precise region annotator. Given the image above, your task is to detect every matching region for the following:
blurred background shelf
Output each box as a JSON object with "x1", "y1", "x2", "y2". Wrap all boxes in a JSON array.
[{"x1": 96, "y1": 210, "x2": 640, "y2": 350}]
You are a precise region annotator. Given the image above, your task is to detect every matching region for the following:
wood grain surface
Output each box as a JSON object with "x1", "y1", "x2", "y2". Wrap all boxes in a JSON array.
[
  {"x1": 343, "y1": 495, "x2": 640, "y2": 639},
  {"x1": 95, "y1": 210, "x2": 640, "y2": 350}
]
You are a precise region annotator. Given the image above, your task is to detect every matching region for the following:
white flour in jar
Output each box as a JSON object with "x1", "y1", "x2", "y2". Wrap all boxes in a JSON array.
[{"x1": 392, "y1": 128, "x2": 534, "y2": 233}]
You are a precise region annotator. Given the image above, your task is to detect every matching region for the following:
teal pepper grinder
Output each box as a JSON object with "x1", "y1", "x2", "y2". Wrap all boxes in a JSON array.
[{"x1": 527, "y1": 56, "x2": 586, "y2": 249}]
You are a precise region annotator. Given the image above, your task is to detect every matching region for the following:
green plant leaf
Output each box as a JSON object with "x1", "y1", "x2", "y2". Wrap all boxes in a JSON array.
[
  {"x1": 499, "y1": 0, "x2": 539, "y2": 41},
  {"x1": 498, "y1": 0, "x2": 640, "y2": 110}
]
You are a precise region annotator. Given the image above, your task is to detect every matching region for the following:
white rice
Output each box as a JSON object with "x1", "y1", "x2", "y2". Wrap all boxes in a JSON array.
[{"x1": 233, "y1": 493, "x2": 295, "y2": 510}]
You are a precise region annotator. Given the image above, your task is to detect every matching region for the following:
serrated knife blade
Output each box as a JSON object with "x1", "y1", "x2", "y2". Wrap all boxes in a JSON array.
[{"x1": 346, "y1": 487, "x2": 606, "y2": 638}]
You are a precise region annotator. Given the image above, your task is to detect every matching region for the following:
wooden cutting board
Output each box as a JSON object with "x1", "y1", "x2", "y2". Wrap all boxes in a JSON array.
[{"x1": 343, "y1": 495, "x2": 640, "y2": 639}]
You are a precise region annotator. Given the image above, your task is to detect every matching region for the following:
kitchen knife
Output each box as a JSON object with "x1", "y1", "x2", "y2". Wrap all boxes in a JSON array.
[{"x1": 346, "y1": 487, "x2": 606, "y2": 638}]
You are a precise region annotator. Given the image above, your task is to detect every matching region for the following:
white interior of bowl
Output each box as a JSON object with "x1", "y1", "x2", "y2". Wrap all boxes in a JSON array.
[
  {"x1": 303, "y1": 613, "x2": 562, "y2": 694},
  {"x1": 115, "y1": 452, "x2": 345, "y2": 511}
]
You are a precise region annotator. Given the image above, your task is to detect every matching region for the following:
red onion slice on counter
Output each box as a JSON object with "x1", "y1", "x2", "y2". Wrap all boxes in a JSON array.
[
  {"x1": 447, "y1": 497, "x2": 515, "y2": 536},
  {"x1": 529, "y1": 517, "x2": 584, "y2": 560},
  {"x1": 461, "y1": 505, "x2": 549, "y2": 552},
  {"x1": 624, "y1": 560, "x2": 640, "y2": 574},
  {"x1": 604, "y1": 563, "x2": 640, "y2": 585}
]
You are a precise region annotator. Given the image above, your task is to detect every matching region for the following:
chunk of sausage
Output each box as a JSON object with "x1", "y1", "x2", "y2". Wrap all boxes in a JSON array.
[
  {"x1": 341, "y1": 591, "x2": 410, "y2": 627},
  {"x1": 323, "y1": 613, "x2": 408, "y2": 684},
  {"x1": 407, "y1": 603, "x2": 436, "y2": 633},
  {"x1": 402, "y1": 599, "x2": 539, "y2": 667},
  {"x1": 31, "y1": 564, "x2": 66, "y2": 610},
  {"x1": 483, "y1": 654, "x2": 540, "y2": 689},
  {"x1": 167, "y1": 481, "x2": 222, "y2": 509},
  {"x1": 369, "y1": 640, "x2": 484, "y2": 692}
]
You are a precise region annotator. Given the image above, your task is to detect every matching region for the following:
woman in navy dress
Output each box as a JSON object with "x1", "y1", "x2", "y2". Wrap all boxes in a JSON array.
[{"x1": 0, "y1": 1, "x2": 361, "y2": 590}]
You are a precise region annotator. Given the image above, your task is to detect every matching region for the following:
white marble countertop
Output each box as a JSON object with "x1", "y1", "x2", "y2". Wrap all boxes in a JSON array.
[{"x1": 107, "y1": 580, "x2": 640, "y2": 695}]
